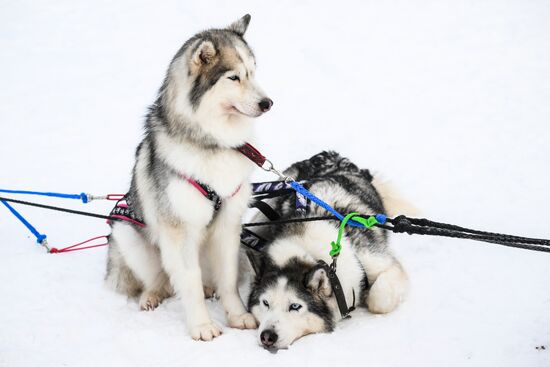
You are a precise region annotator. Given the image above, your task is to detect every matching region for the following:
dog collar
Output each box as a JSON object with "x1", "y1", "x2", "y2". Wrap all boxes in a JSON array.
[{"x1": 236, "y1": 142, "x2": 267, "y2": 168}]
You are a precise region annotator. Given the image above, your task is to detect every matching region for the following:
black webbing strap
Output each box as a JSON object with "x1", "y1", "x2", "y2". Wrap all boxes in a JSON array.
[
  {"x1": 313, "y1": 260, "x2": 356, "y2": 319},
  {"x1": 249, "y1": 199, "x2": 281, "y2": 221},
  {"x1": 240, "y1": 228, "x2": 269, "y2": 251}
]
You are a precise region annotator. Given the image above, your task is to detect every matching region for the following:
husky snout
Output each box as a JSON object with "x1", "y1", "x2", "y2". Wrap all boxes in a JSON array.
[
  {"x1": 259, "y1": 98, "x2": 273, "y2": 112},
  {"x1": 233, "y1": 95, "x2": 273, "y2": 117},
  {"x1": 260, "y1": 328, "x2": 278, "y2": 348}
]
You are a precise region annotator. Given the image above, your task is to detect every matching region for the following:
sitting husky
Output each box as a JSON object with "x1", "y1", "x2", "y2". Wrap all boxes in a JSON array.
[
  {"x1": 105, "y1": 15, "x2": 273, "y2": 341},
  {"x1": 246, "y1": 151, "x2": 409, "y2": 349}
]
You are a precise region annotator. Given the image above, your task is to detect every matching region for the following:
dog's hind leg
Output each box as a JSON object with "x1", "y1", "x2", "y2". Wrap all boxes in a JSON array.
[
  {"x1": 359, "y1": 251, "x2": 409, "y2": 314},
  {"x1": 105, "y1": 235, "x2": 142, "y2": 297},
  {"x1": 109, "y1": 222, "x2": 169, "y2": 311}
]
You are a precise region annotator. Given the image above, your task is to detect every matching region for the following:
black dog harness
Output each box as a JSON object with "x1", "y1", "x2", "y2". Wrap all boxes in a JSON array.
[
  {"x1": 311, "y1": 260, "x2": 357, "y2": 319},
  {"x1": 242, "y1": 181, "x2": 363, "y2": 319}
]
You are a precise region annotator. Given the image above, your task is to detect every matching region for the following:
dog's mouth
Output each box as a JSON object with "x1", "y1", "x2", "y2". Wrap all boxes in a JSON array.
[{"x1": 229, "y1": 105, "x2": 262, "y2": 118}]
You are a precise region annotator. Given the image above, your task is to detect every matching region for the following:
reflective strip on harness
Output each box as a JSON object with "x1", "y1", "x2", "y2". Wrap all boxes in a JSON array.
[{"x1": 108, "y1": 196, "x2": 145, "y2": 227}]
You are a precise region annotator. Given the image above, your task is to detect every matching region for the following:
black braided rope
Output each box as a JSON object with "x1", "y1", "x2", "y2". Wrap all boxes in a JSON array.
[
  {"x1": 381, "y1": 222, "x2": 550, "y2": 253},
  {"x1": 378, "y1": 215, "x2": 550, "y2": 253},
  {"x1": 389, "y1": 215, "x2": 550, "y2": 246}
]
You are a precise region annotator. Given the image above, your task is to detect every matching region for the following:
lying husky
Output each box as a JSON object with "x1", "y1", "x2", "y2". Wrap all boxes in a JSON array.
[
  {"x1": 105, "y1": 15, "x2": 273, "y2": 341},
  {"x1": 245, "y1": 151, "x2": 409, "y2": 349}
]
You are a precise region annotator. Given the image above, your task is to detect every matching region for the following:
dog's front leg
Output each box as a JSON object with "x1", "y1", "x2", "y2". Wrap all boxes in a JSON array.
[
  {"x1": 157, "y1": 222, "x2": 221, "y2": 341},
  {"x1": 209, "y1": 210, "x2": 257, "y2": 330}
]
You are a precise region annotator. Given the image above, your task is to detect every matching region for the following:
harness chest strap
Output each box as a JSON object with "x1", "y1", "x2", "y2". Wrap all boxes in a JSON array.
[
  {"x1": 109, "y1": 142, "x2": 265, "y2": 226},
  {"x1": 179, "y1": 142, "x2": 265, "y2": 206},
  {"x1": 176, "y1": 142, "x2": 266, "y2": 206}
]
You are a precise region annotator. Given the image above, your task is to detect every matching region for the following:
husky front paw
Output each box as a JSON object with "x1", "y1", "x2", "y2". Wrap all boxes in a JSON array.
[
  {"x1": 228, "y1": 312, "x2": 257, "y2": 329},
  {"x1": 139, "y1": 291, "x2": 163, "y2": 311},
  {"x1": 189, "y1": 322, "x2": 223, "y2": 341}
]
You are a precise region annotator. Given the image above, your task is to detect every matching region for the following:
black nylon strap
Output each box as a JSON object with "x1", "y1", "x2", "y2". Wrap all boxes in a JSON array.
[
  {"x1": 314, "y1": 260, "x2": 355, "y2": 319},
  {"x1": 249, "y1": 199, "x2": 281, "y2": 221},
  {"x1": 240, "y1": 228, "x2": 269, "y2": 251}
]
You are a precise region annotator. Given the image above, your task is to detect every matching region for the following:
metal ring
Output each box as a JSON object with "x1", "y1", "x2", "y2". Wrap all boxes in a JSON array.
[
  {"x1": 40, "y1": 239, "x2": 51, "y2": 253},
  {"x1": 261, "y1": 159, "x2": 274, "y2": 172},
  {"x1": 283, "y1": 175, "x2": 296, "y2": 184},
  {"x1": 262, "y1": 159, "x2": 296, "y2": 183}
]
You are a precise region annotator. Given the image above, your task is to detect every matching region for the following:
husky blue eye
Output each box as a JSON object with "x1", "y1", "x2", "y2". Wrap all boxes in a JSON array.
[
  {"x1": 228, "y1": 75, "x2": 240, "y2": 81},
  {"x1": 289, "y1": 303, "x2": 302, "y2": 312},
  {"x1": 262, "y1": 300, "x2": 269, "y2": 308}
]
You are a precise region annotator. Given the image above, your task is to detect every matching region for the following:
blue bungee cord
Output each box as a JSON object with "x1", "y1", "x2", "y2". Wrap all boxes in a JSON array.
[
  {"x1": 1, "y1": 200, "x2": 48, "y2": 246},
  {"x1": 0, "y1": 189, "x2": 89, "y2": 203},
  {"x1": 0, "y1": 188, "x2": 123, "y2": 251},
  {"x1": 289, "y1": 181, "x2": 387, "y2": 227}
]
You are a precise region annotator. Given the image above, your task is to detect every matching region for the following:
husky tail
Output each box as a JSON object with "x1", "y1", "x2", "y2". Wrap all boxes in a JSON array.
[{"x1": 372, "y1": 176, "x2": 419, "y2": 218}]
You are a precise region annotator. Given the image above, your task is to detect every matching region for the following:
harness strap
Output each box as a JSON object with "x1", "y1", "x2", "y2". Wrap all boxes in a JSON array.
[
  {"x1": 313, "y1": 260, "x2": 356, "y2": 319},
  {"x1": 250, "y1": 199, "x2": 281, "y2": 221},
  {"x1": 240, "y1": 228, "x2": 269, "y2": 251},
  {"x1": 179, "y1": 173, "x2": 223, "y2": 210},
  {"x1": 167, "y1": 142, "x2": 260, "y2": 210},
  {"x1": 108, "y1": 196, "x2": 145, "y2": 227}
]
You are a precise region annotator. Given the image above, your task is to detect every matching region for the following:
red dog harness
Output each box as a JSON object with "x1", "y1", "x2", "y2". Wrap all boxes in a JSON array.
[{"x1": 109, "y1": 143, "x2": 267, "y2": 227}]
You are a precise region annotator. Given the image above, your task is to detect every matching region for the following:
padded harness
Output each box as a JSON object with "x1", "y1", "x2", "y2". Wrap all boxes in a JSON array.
[{"x1": 109, "y1": 143, "x2": 263, "y2": 227}]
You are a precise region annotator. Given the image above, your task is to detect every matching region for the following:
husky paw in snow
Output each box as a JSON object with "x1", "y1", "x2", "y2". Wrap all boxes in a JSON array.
[
  {"x1": 190, "y1": 322, "x2": 223, "y2": 341},
  {"x1": 139, "y1": 291, "x2": 165, "y2": 311}
]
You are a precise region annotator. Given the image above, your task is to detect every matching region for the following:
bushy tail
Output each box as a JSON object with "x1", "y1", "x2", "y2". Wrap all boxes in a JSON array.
[{"x1": 372, "y1": 176, "x2": 419, "y2": 218}]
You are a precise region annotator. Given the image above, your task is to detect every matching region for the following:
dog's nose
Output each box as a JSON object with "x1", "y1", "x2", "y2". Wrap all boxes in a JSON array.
[
  {"x1": 258, "y1": 98, "x2": 273, "y2": 112},
  {"x1": 260, "y1": 329, "x2": 278, "y2": 347}
]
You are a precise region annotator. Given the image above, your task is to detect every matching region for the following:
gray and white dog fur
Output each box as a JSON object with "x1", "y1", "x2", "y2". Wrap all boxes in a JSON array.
[
  {"x1": 246, "y1": 151, "x2": 409, "y2": 349},
  {"x1": 105, "y1": 14, "x2": 273, "y2": 341}
]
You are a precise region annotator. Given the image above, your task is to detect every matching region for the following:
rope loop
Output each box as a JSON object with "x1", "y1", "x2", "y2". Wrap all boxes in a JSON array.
[{"x1": 391, "y1": 215, "x2": 414, "y2": 234}]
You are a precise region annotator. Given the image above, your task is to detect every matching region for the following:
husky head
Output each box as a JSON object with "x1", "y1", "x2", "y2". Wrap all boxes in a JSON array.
[
  {"x1": 159, "y1": 14, "x2": 272, "y2": 147},
  {"x1": 247, "y1": 250, "x2": 336, "y2": 350}
]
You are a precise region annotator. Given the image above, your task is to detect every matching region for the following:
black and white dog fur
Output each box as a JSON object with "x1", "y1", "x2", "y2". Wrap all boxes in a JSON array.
[
  {"x1": 246, "y1": 151, "x2": 409, "y2": 349},
  {"x1": 105, "y1": 15, "x2": 273, "y2": 341}
]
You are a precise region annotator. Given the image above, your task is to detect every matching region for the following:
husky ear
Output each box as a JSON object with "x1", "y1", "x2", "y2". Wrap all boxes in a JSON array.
[
  {"x1": 192, "y1": 40, "x2": 216, "y2": 65},
  {"x1": 246, "y1": 248, "x2": 266, "y2": 276},
  {"x1": 304, "y1": 266, "x2": 332, "y2": 298},
  {"x1": 228, "y1": 14, "x2": 251, "y2": 36}
]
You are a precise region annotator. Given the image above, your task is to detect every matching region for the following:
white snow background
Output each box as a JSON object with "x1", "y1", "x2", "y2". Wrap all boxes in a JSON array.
[{"x1": 1, "y1": 1, "x2": 549, "y2": 366}]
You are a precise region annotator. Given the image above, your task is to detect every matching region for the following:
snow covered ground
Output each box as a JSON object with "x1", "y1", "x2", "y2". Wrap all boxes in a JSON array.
[{"x1": 1, "y1": 1, "x2": 549, "y2": 366}]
